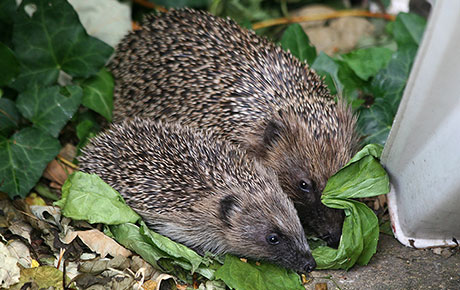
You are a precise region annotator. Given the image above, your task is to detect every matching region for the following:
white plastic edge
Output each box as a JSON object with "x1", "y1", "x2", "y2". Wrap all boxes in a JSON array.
[{"x1": 387, "y1": 184, "x2": 458, "y2": 248}]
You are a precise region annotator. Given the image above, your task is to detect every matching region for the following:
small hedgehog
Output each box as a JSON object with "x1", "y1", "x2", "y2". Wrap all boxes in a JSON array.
[
  {"x1": 79, "y1": 119, "x2": 316, "y2": 273},
  {"x1": 110, "y1": 9, "x2": 359, "y2": 247}
]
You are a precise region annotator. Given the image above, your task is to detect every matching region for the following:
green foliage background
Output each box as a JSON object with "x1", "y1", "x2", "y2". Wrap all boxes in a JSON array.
[{"x1": 0, "y1": 0, "x2": 114, "y2": 198}]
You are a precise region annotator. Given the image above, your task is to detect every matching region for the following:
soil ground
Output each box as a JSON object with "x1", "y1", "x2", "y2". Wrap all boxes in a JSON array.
[{"x1": 306, "y1": 234, "x2": 460, "y2": 289}]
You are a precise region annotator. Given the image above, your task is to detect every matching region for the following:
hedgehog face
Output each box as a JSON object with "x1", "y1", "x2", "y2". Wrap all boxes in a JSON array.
[
  {"x1": 243, "y1": 109, "x2": 356, "y2": 248},
  {"x1": 219, "y1": 183, "x2": 316, "y2": 273}
]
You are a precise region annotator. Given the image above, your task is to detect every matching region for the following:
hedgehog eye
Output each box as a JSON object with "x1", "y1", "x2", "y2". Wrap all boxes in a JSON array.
[
  {"x1": 266, "y1": 233, "x2": 280, "y2": 245},
  {"x1": 299, "y1": 180, "x2": 313, "y2": 193}
]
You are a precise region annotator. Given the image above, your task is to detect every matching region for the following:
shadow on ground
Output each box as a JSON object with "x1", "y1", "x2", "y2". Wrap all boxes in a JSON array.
[{"x1": 307, "y1": 234, "x2": 460, "y2": 289}]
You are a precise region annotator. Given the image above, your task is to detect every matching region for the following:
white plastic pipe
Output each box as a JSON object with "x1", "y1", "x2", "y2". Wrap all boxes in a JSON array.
[{"x1": 381, "y1": 0, "x2": 460, "y2": 248}]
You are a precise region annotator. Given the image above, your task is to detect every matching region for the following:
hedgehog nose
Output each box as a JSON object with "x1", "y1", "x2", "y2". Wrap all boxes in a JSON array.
[{"x1": 303, "y1": 254, "x2": 317, "y2": 273}]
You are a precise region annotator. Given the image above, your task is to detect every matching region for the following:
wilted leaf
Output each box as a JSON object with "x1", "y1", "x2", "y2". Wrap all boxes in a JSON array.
[
  {"x1": 12, "y1": 0, "x2": 113, "y2": 91},
  {"x1": 62, "y1": 229, "x2": 132, "y2": 258},
  {"x1": 16, "y1": 85, "x2": 82, "y2": 138},
  {"x1": 0, "y1": 98, "x2": 20, "y2": 136},
  {"x1": 55, "y1": 172, "x2": 140, "y2": 225},
  {"x1": 29, "y1": 205, "x2": 61, "y2": 227},
  {"x1": 10, "y1": 266, "x2": 70, "y2": 290},
  {"x1": 323, "y1": 154, "x2": 389, "y2": 199},
  {"x1": 0, "y1": 127, "x2": 60, "y2": 198},
  {"x1": 0, "y1": 42, "x2": 19, "y2": 86},
  {"x1": 313, "y1": 144, "x2": 389, "y2": 269},
  {"x1": 281, "y1": 23, "x2": 317, "y2": 65},
  {"x1": 341, "y1": 47, "x2": 393, "y2": 81},
  {"x1": 215, "y1": 255, "x2": 304, "y2": 290},
  {"x1": 81, "y1": 68, "x2": 114, "y2": 121}
]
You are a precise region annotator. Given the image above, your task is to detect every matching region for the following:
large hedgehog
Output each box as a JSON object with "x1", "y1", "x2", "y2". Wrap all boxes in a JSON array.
[
  {"x1": 110, "y1": 9, "x2": 359, "y2": 247},
  {"x1": 79, "y1": 119, "x2": 316, "y2": 273}
]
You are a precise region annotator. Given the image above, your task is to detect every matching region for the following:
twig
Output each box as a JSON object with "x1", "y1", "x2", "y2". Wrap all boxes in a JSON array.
[
  {"x1": 57, "y1": 154, "x2": 78, "y2": 169},
  {"x1": 132, "y1": 0, "x2": 167, "y2": 12},
  {"x1": 252, "y1": 10, "x2": 395, "y2": 30}
]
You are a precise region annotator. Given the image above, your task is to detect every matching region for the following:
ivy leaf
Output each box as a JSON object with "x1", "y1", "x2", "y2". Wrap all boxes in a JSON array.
[
  {"x1": 281, "y1": 23, "x2": 317, "y2": 65},
  {"x1": 0, "y1": 98, "x2": 20, "y2": 136},
  {"x1": 11, "y1": 0, "x2": 113, "y2": 91},
  {"x1": 311, "y1": 53, "x2": 365, "y2": 109},
  {"x1": 358, "y1": 98, "x2": 396, "y2": 145},
  {"x1": 0, "y1": 127, "x2": 60, "y2": 198},
  {"x1": 16, "y1": 85, "x2": 82, "y2": 138},
  {"x1": 311, "y1": 52, "x2": 341, "y2": 95},
  {"x1": 0, "y1": 42, "x2": 19, "y2": 86},
  {"x1": 341, "y1": 47, "x2": 393, "y2": 81},
  {"x1": 371, "y1": 45, "x2": 418, "y2": 103},
  {"x1": 81, "y1": 68, "x2": 114, "y2": 121},
  {"x1": 392, "y1": 12, "x2": 427, "y2": 47}
]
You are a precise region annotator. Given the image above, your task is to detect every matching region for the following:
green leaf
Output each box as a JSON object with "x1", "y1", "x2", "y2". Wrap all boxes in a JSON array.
[
  {"x1": 81, "y1": 68, "x2": 114, "y2": 121},
  {"x1": 393, "y1": 12, "x2": 427, "y2": 47},
  {"x1": 0, "y1": 42, "x2": 19, "y2": 86},
  {"x1": 56, "y1": 171, "x2": 213, "y2": 279},
  {"x1": 281, "y1": 23, "x2": 317, "y2": 65},
  {"x1": 357, "y1": 98, "x2": 395, "y2": 145},
  {"x1": 313, "y1": 200, "x2": 378, "y2": 269},
  {"x1": 140, "y1": 222, "x2": 205, "y2": 273},
  {"x1": 0, "y1": 127, "x2": 60, "y2": 198},
  {"x1": 11, "y1": 0, "x2": 113, "y2": 91},
  {"x1": 311, "y1": 53, "x2": 365, "y2": 109},
  {"x1": 16, "y1": 85, "x2": 82, "y2": 138},
  {"x1": 0, "y1": 98, "x2": 20, "y2": 136},
  {"x1": 311, "y1": 52, "x2": 341, "y2": 95},
  {"x1": 360, "y1": 46, "x2": 418, "y2": 145},
  {"x1": 371, "y1": 46, "x2": 418, "y2": 103},
  {"x1": 341, "y1": 47, "x2": 393, "y2": 81},
  {"x1": 215, "y1": 255, "x2": 304, "y2": 290},
  {"x1": 55, "y1": 172, "x2": 140, "y2": 224},
  {"x1": 110, "y1": 223, "x2": 168, "y2": 269},
  {"x1": 311, "y1": 145, "x2": 390, "y2": 269},
  {"x1": 347, "y1": 143, "x2": 383, "y2": 163},
  {"x1": 323, "y1": 154, "x2": 389, "y2": 199},
  {"x1": 111, "y1": 222, "x2": 216, "y2": 280}
]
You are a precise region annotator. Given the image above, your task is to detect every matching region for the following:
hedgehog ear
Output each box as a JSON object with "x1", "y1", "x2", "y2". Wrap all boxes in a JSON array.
[
  {"x1": 219, "y1": 195, "x2": 239, "y2": 227},
  {"x1": 263, "y1": 119, "x2": 284, "y2": 147}
]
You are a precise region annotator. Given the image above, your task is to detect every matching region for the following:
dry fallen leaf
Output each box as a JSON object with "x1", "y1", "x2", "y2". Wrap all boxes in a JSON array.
[
  {"x1": 25, "y1": 193, "x2": 47, "y2": 206},
  {"x1": 0, "y1": 242, "x2": 21, "y2": 288},
  {"x1": 43, "y1": 159, "x2": 75, "y2": 186},
  {"x1": 62, "y1": 229, "x2": 132, "y2": 258},
  {"x1": 315, "y1": 282, "x2": 328, "y2": 290}
]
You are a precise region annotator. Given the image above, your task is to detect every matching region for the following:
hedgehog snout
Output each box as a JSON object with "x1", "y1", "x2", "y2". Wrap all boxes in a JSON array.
[{"x1": 303, "y1": 253, "x2": 317, "y2": 273}]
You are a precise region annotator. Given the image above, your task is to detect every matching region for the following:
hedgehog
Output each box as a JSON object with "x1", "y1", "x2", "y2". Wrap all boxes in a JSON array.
[
  {"x1": 78, "y1": 118, "x2": 316, "y2": 273},
  {"x1": 109, "y1": 9, "x2": 359, "y2": 248}
]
